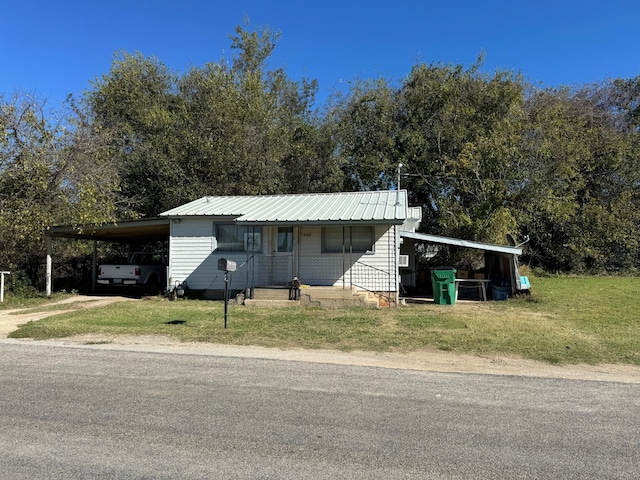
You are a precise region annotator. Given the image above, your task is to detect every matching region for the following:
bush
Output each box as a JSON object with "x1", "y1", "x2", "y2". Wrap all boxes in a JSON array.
[{"x1": 9, "y1": 270, "x2": 39, "y2": 297}]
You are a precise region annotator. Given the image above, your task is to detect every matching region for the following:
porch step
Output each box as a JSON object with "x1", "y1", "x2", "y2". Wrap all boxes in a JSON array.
[
  {"x1": 244, "y1": 286, "x2": 380, "y2": 307},
  {"x1": 244, "y1": 299, "x2": 300, "y2": 307},
  {"x1": 301, "y1": 286, "x2": 379, "y2": 307},
  {"x1": 250, "y1": 287, "x2": 291, "y2": 301},
  {"x1": 243, "y1": 287, "x2": 299, "y2": 307}
]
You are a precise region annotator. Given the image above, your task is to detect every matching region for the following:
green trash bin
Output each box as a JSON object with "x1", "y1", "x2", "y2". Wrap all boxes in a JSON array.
[{"x1": 431, "y1": 267, "x2": 457, "y2": 305}]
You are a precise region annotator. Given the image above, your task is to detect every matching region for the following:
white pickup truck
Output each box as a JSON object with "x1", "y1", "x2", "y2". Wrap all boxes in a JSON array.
[{"x1": 97, "y1": 252, "x2": 167, "y2": 293}]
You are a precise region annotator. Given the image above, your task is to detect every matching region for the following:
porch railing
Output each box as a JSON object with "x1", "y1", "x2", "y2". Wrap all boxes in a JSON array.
[{"x1": 349, "y1": 261, "x2": 396, "y2": 305}]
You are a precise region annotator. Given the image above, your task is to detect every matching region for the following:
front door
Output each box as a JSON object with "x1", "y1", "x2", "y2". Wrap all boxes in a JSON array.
[{"x1": 270, "y1": 226, "x2": 294, "y2": 285}]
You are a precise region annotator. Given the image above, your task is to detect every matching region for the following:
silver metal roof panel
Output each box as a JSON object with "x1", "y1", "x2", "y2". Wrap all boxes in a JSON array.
[
  {"x1": 161, "y1": 190, "x2": 408, "y2": 224},
  {"x1": 401, "y1": 231, "x2": 522, "y2": 255}
]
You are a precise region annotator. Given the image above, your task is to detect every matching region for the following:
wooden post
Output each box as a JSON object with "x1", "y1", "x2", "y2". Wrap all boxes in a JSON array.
[
  {"x1": 92, "y1": 241, "x2": 97, "y2": 293},
  {"x1": 0, "y1": 271, "x2": 10, "y2": 302}
]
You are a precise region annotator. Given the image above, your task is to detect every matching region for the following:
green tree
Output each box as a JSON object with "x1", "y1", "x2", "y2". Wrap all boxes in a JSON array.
[
  {"x1": 85, "y1": 24, "x2": 337, "y2": 217},
  {"x1": 518, "y1": 83, "x2": 640, "y2": 272},
  {"x1": 396, "y1": 59, "x2": 527, "y2": 245},
  {"x1": 327, "y1": 78, "x2": 399, "y2": 191},
  {"x1": 610, "y1": 76, "x2": 640, "y2": 130},
  {"x1": 0, "y1": 92, "x2": 121, "y2": 287},
  {"x1": 280, "y1": 121, "x2": 344, "y2": 193},
  {"x1": 86, "y1": 51, "x2": 185, "y2": 217}
]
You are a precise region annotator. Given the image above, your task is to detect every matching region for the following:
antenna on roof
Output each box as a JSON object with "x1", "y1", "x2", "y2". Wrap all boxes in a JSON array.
[
  {"x1": 506, "y1": 234, "x2": 530, "y2": 248},
  {"x1": 396, "y1": 163, "x2": 404, "y2": 206}
]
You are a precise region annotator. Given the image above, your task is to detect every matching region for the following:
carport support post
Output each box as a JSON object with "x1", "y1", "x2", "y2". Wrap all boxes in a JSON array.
[
  {"x1": 0, "y1": 271, "x2": 10, "y2": 302},
  {"x1": 92, "y1": 241, "x2": 97, "y2": 293},
  {"x1": 46, "y1": 236, "x2": 52, "y2": 297}
]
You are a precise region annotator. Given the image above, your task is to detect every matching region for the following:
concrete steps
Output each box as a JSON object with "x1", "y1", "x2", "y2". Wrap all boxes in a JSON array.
[
  {"x1": 243, "y1": 286, "x2": 380, "y2": 308},
  {"x1": 300, "y1": 286, "x2": 379, "y2": 307},
  {"x1": 242, "y1": 287, "x2": 297, "y2": 307},
  {"x1": 243, "y1": 299, "x2": 299, "y2": 307},
  {"x1": 250, "y1": 287, "x2": 291, "y2": 300}
]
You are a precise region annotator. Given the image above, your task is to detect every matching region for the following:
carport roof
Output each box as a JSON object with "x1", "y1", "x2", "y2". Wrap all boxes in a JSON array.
[
  {"x1": 47, "y1": 218, "x2": 170, "y2": 243},
  {"x1": 401, "y1": 231, "x2": 522, "y2": 255}
]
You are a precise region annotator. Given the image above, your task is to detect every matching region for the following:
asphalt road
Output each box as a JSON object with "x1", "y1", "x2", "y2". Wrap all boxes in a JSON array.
[{"x1": 1, "y1": 342, "x2": 638, "y2": 479}]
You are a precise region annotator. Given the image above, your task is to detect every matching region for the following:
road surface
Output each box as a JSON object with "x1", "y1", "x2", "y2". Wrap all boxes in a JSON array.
[{"x1": 1, "y1": 341, "x2": 638, "y2": 479}]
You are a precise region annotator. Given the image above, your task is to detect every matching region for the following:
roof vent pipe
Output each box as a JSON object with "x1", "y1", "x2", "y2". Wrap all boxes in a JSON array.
[{"x1": 396, "y1": 163, "x2": 404, "y2": 205}]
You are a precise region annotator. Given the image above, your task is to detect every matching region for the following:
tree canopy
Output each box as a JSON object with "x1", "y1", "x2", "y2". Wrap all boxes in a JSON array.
[
  {"x1": 0, "y1": 93, "x2": 122, "y2": 286},
  {"x1": 327, "y1": 61, "x2": 640, "y2": 272},
  {"x1": 86, "y1": 26, "x2": 343, "y2": 218}
]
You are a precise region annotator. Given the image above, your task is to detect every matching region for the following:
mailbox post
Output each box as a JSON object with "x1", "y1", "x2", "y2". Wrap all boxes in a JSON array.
[{"x1": 217, "y1": 259, "x2": 236, "y2": 328}]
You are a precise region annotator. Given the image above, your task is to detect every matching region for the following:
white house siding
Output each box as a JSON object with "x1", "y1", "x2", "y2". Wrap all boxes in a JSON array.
[
  {"x1": 168, "y1": 219, "x2": 216, "y2": 290},
  {"x1": 297, "y1": 224, "x2": 397, "y2": 291},
  {"x1": 345, "y1": 224, "x2": 397, "y2": 292},
  {"x1": 170, "y1": 221, "x2": 397, "y2": 293},
  {"x1": 170, "y1": 220, "x2": 274, "y2": 291}
]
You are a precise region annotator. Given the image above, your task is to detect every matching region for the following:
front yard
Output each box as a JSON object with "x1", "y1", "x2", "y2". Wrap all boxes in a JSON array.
[{"x1": 7, "y1": 276, "x2": 640, "y2": 366}]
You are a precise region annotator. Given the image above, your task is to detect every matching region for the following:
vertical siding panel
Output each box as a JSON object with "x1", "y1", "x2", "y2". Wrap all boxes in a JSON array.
[
  {"x1": 345, "y1": 225, "x2": 397, "y2": 292},
  {"x1": 169, "y1": 219, "x2": 214, "y2": 289}
]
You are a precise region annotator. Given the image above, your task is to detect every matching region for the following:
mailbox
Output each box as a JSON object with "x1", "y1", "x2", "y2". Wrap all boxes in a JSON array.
[{"x1": 217, "y1": 258, "x2": 237, "y2": 272}]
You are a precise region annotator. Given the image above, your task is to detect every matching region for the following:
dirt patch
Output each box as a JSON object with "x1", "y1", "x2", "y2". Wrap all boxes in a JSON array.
[
  {"x1": 0, "y1": 295, "x2": 136, "y2": 338},
  {"x1": 46, "y1": 333, "x2": 640, "y2": 384}
]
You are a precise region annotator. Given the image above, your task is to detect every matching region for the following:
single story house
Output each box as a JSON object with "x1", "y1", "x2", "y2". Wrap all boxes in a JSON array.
[
  {"x1": 46, "y1": 189, "x2": 525, "y2": 302},
  {"x1": 160, "y1": 190, "x2": 422, "y2": 302}
]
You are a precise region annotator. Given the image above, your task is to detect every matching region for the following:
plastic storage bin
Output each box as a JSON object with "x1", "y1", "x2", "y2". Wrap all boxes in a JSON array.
[
  {"x1": 431, "y1": 267, "x2": 457, "y2": 305},
  {"x1": 491, "y1": 285, "x2": 510, "y2": 301}
]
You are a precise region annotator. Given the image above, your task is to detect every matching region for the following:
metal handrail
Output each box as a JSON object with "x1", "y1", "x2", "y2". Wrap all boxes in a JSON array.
[{"x1": 350, "y1": 261, "x2": 394, "y2": 306}]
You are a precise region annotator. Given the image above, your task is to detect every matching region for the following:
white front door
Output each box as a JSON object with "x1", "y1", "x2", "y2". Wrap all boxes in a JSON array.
[{"x1": 270, "y1": 226, "x2": 294, "y2": 285}]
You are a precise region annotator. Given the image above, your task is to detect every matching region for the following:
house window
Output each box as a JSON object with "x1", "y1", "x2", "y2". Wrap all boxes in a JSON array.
[
  {"x1": 215, "y1": 224, "x2": 262, "y2": 252},
  {"x1": 321, "y1": 226, "x2": 374, "y2": 254},
  {"x1": 277, "y1": 227, "x2": 294, "y2": 252},
  {"x1": 351, "y1": 226, "x2": 375, "y2": 253}
]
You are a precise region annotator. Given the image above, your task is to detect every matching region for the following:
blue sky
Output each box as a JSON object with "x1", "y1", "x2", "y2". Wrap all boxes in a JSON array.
[{"x1": 1, "y1": 0, "x2": 638, "y2": 108}]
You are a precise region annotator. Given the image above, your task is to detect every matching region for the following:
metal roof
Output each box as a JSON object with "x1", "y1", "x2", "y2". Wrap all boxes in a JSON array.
[
  {"x1": 161, "y1": 190, "x2": 408, "y2": 225},
  {"x1": 47, "y1": 218, "x2": 170, "y2": 243},
  {"x1": 401, "y1": 231, "x2": 522, "y2": 255}
]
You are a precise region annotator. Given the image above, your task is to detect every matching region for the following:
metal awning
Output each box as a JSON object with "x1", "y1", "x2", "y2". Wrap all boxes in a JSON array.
[
  {"x1": 400, "y1": 231, "x2": 522, "y2": 255},
  {"x1": 47, "y1": 218, "x2": 170, "y2": 243}
]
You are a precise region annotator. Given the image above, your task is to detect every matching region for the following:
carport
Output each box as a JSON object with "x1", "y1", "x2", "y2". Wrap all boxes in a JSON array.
[
  {"x1": 399, "y1": 231, "x2": 525, "y2": 298},
  {"x1": 45, "y1": 218, "x2": 170, "y2": 295}
]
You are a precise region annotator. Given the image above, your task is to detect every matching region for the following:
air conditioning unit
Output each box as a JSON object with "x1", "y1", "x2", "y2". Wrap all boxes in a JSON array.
[{"x1": 398, "y1": 254, "x2": 410, "y2": 268}]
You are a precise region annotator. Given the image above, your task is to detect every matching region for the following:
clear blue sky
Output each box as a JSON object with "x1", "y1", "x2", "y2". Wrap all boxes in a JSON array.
[{"x1": 1, "y1": 0, "x2": 638, "y2": 108}]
